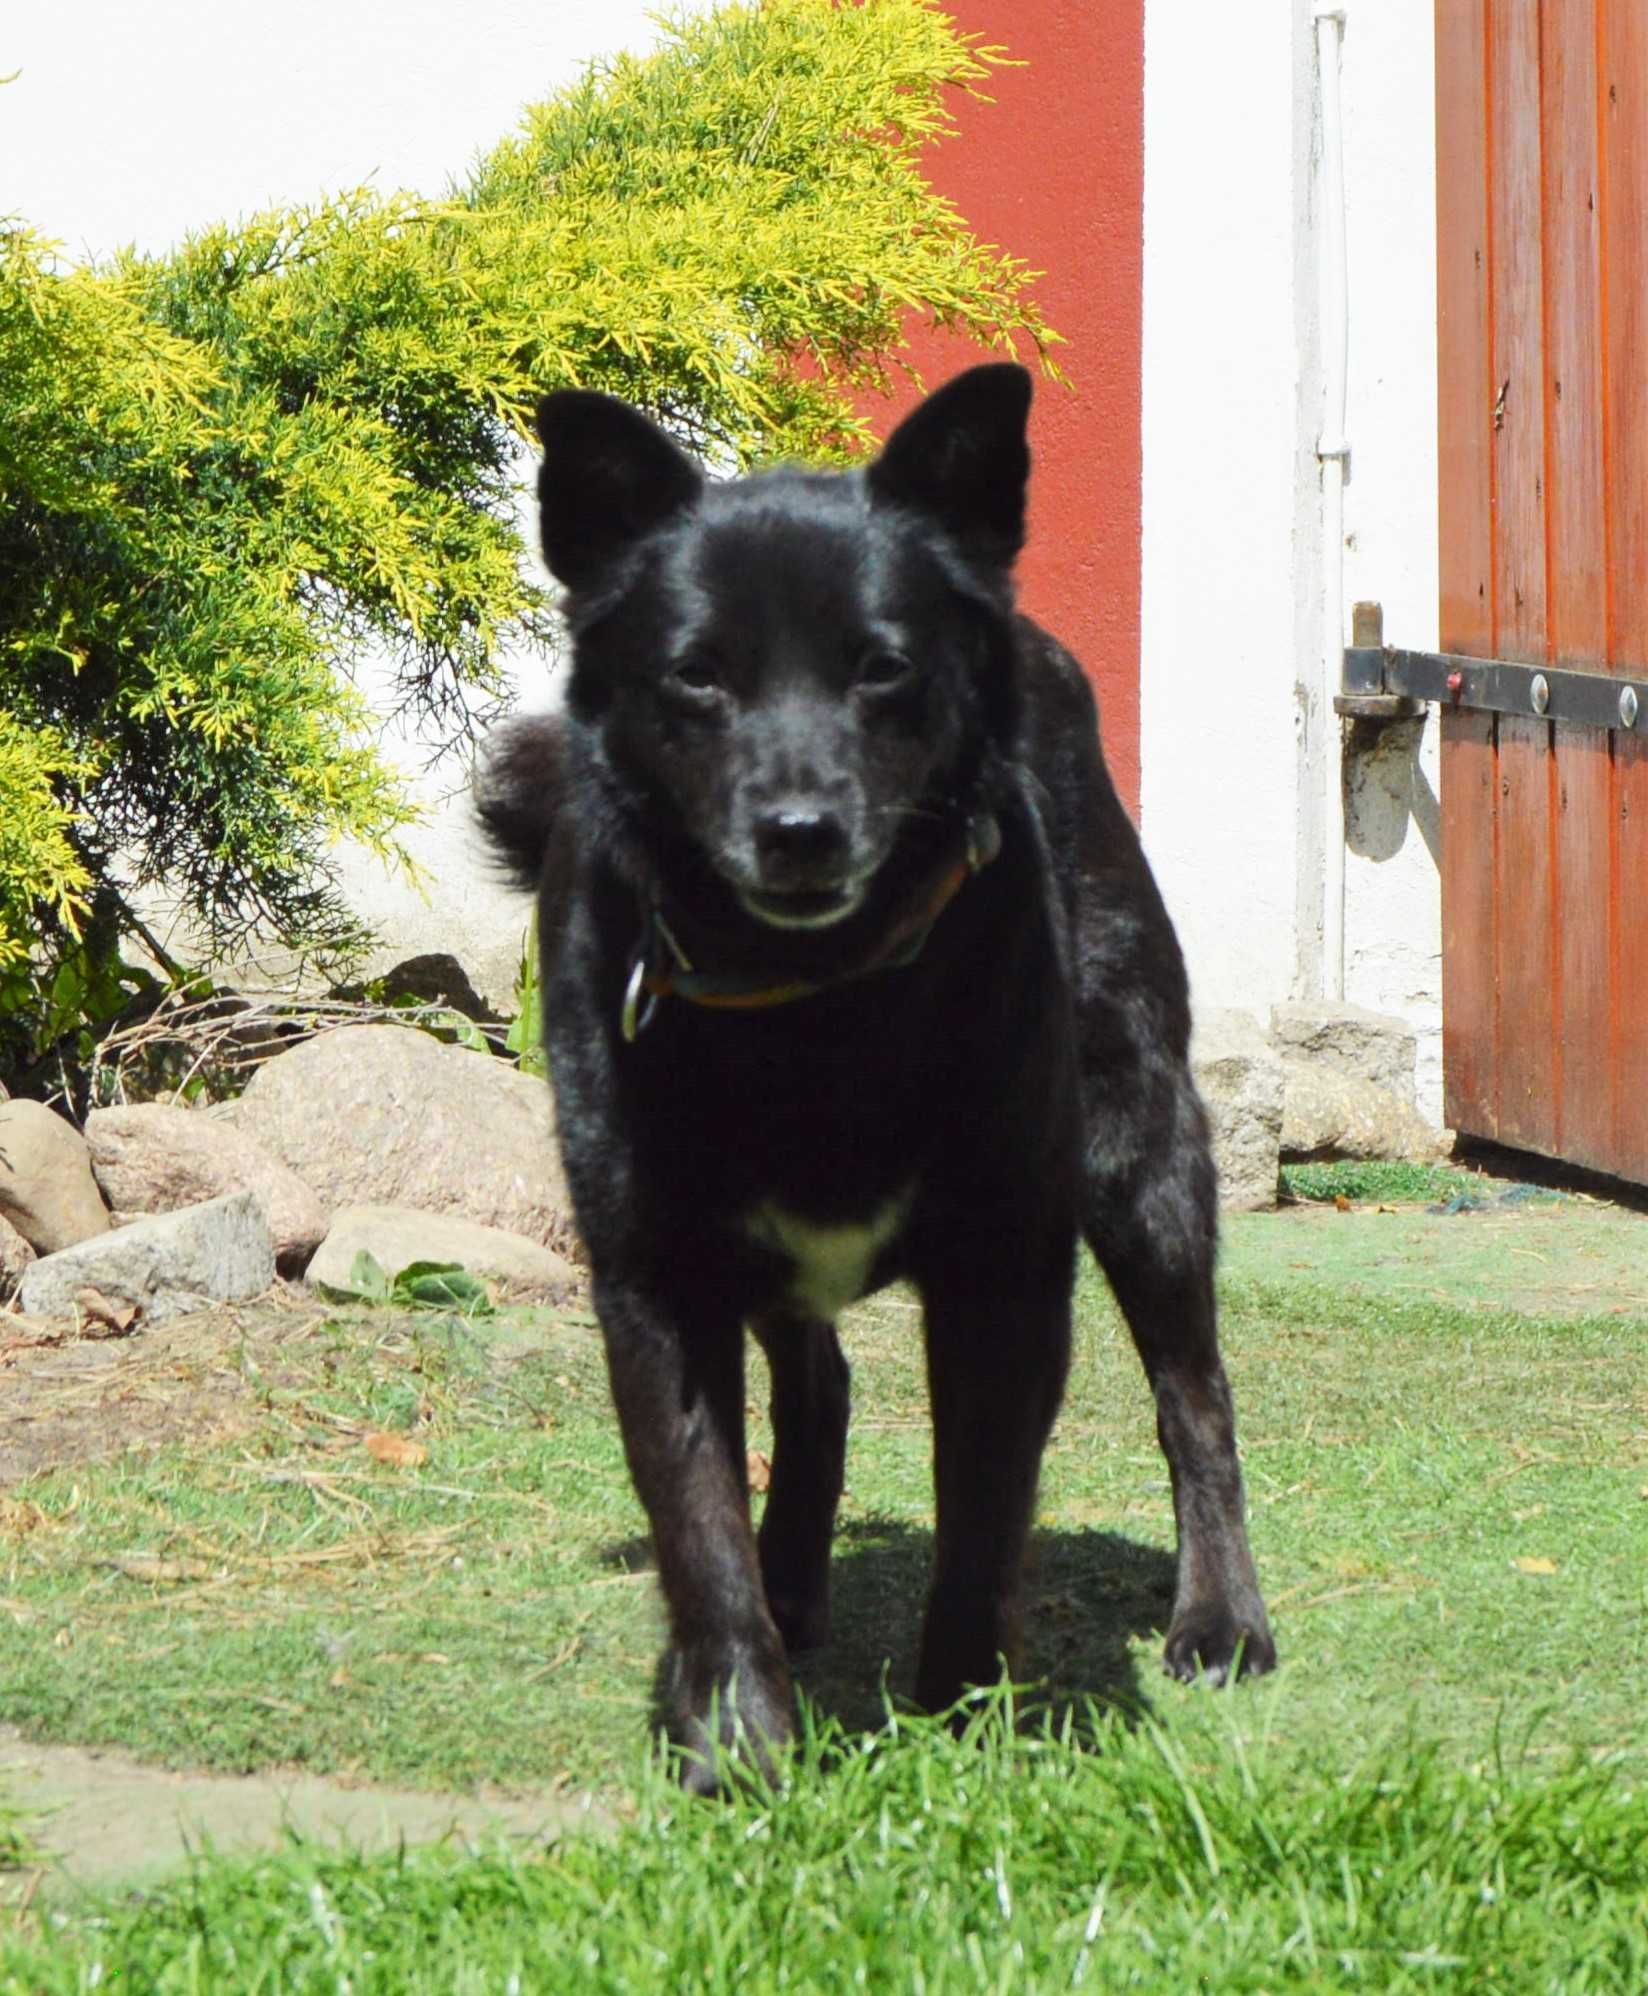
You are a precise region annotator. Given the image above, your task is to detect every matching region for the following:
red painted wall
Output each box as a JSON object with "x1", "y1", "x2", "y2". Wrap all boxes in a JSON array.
[{"x1": 866, "y1": 0, "x2": 1144, "y2": 816}]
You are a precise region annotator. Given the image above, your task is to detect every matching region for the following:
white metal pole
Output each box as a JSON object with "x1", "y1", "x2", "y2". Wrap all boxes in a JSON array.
[{"x1": 1315, "y1": 4, "x2": 1349, "y2": 1002}]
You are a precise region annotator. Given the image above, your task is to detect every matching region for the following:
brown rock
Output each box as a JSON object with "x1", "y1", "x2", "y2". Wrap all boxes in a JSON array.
[
  {"x1": 307, "y1": 1204, "x2": 578, "y2": 1301},
  {"x1": 1280, "y1": 1065, "x2": 1448, "y2": 1163},
  {"x1": 0, "y1": 1100, "x2": 111, "y2": 1254},
  {"x1": 1189, "y1": 1009, "x2": 1283, "y2": 1211},
  {"x1": 19, "y1": 1190, "x2": 276, "y2": 1326},
  {"x1": 1270, "y1": 1001, "x2": 1418, "y2": 1107},
  {"x1": 228, "y1": 1025, "x2": 577, "y2": 1257},
  {"x1": 86, "y1": 1103, "x2": 328, "y2": 1275},
  {"x1": 331, "y1": 952, "x2": 500, "y2": 1023},
  {"x1": 0, "y1": 1210, "x2": 35, "y2": 1296}
]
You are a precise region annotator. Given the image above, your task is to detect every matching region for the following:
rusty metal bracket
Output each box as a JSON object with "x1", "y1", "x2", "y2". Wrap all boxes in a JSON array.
[{"x1": 1340, "y1": 600, "x2": 1645, "y2": 734}]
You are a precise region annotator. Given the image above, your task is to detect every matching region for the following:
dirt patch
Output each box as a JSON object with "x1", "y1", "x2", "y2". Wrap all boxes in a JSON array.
[
  {"x1": 0, "y1": 1284, "x2": 591, "y2": 1490},
  {"x1": 0, "y1": 1291, "x2": 317, "y2": 1489},
  {"x1": 0, "y1": 1725, "x2": 607, "y2": 1902}
]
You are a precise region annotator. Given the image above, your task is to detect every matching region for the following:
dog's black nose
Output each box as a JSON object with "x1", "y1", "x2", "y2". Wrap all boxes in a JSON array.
[{"x1": 753, "y1": 806, "x2": 850, "y2": 885}]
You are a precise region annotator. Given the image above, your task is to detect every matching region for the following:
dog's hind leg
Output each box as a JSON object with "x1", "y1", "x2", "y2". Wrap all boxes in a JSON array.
[
  {"x1": 1084, "y1": 1085, "x2": 1275, "y2": 1685},
  {"x1": 597, "y1": 1278, "x2": 794, "y2": 1791},
  {"x1": 913, "y1": 1246, "x2": 1074, "y2": 1713},
  {"x1": 750, "y1": 1313, "x2": 850, "y2": 1653}
]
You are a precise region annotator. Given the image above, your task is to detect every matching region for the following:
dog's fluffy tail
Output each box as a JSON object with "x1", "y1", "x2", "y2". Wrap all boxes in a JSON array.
[{"x1": 474, "y1": 714, "x2": 565, "y2": 889}]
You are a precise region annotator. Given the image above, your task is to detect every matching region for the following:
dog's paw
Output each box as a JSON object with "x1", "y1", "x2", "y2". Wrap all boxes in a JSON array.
[
  {"x1": 914, "y1": 1582, "x2": 1022, "y2": 1719},
  {"x1": 669, "y1": 1638, "x2": 795, "y2": 1796},
  {"x1": 1162, "y1": 1604, "x2": 1277, "y2": 1687}
]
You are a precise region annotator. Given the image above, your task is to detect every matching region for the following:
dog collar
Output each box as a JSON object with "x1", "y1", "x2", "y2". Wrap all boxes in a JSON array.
[{"x1": 620, "y1": 812, "x2": 1002, "y2": 1042}]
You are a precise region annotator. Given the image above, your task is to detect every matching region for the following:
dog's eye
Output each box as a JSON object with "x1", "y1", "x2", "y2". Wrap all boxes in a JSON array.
[
  {"x1": 855, "y1": 648, "x2": 912, "y2": 691},
  {"x1": 667, "y1": 654, "x2": 725, "y2": 697}
]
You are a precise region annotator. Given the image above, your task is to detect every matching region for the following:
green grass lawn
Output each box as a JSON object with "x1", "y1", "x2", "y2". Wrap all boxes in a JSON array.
[
  {"x1": 3, "y1": 1169, "x2": 1647, "y2": 1988},
  {"x1": 6, "y1": 1697, "x2": 1647, "y2": 1993}
]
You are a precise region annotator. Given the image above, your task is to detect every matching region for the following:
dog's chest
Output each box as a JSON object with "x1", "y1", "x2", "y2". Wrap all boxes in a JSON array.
[{"x1": 744, "y1": 1191, "x2": 912, "y2": 1322}]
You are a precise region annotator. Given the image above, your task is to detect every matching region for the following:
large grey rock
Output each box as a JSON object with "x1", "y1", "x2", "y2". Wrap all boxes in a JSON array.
[
  {"x1": 1280, "y1": 1066, "x2": 1447, "y2": 1163},
  {"x1": 1270, "y1": 1001, "x2": 1418, "y2": 1107},
  {"x1": 1189, "y1": 1009, "x2": 1283, "y2": 1211},
  {"x1": 0, "y1": 1100, "x2": 111, "y2": 1253},
  {"x1": 18, "y1": 1191, "x2": 276, "y2": 1326},
  {"x1": 0, "y1": 1211, "x2": 35, "y2": 1297},
  {"x1": 308, "y1": 1204, "x2": 578, "y2": 1301},
  {"x1": 228, "y1": 1025, "x2": 576, "y2": 1257},
  {"x1": 86, "y1": 1103, "x2": 327, "y2": 1275}
]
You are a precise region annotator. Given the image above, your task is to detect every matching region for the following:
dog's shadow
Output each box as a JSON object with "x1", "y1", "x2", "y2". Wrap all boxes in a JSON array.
[
  {"x1": 621, "y1": 1518, "x2": 1176, "y2": 1742},
  {"x1": 801, "y1": 1518, "x2": 1175, "y2": 1731}
]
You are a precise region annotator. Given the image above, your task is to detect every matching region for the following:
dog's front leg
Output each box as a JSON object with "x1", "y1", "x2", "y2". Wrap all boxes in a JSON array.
[
  {"x1": 750, "y1": 1312, "x2": 851, "y2": 1653},
  {"x1": 597, "y1": 1279, "x2": 792, "y2": 1792},
  {"x1": 913, "y1": 1251, "x2": 1074, "y2": 1713},
  {"x1": 1087, "y1": 1108, "x2": 1276, "y2": 1686},
  {"x1": 1108, "y1": 1257, "x2": 1275, "y2": 1686}
]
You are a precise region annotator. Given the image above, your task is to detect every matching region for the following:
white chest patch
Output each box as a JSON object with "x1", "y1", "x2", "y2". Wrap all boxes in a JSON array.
[{"x1": 745, "y1": 1192, "x2": 912, "y2": 1322}]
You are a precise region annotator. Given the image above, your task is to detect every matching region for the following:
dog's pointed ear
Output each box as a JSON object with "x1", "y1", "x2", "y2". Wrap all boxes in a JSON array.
[
  {"x1": 866, "y1": 363, "x2": 1032, "y2": 566},
  {"x1": 535, "y1": 390, "x2": 704, "y2": 589}
]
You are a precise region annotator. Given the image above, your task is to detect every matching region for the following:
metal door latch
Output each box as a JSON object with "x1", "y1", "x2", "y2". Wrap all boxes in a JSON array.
[{"x1": 1341, "y1": 601, "x2": 1644, "y2": 732}]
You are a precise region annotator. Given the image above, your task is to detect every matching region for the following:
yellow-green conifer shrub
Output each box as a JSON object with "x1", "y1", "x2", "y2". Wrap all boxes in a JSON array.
[{"x1": 0, "y1": 0, "x2": 1054, "y2": 1080}]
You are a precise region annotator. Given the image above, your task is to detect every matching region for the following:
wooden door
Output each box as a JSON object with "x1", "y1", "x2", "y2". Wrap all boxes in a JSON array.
[{"x1": 1436, "y1": 0, "x2": 1648, "y2": 1182}]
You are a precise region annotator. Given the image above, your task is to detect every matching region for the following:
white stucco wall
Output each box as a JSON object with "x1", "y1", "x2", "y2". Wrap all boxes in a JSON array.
[
  {"x1": 1335, "y1": 2, "x2": 1443, "y2": 1117},
  {"x1": 2, "y1": 0, "x2": 695, "y2": 1007},
  {"x1": 1140, "y1": 0, "x2": 1444, "y2": 1119},
  {"x1": 1139, "y1": 1, "x2": 1307, "y2": 1014}
]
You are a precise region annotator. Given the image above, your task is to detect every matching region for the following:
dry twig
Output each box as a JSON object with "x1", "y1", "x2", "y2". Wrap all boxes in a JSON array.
[{"x1": 85, "y1": 989, "x2": 511, "y2": 1108}]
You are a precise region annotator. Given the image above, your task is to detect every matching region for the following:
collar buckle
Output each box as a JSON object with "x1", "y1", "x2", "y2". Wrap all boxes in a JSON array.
[
  {"x1": 620, "y1": 950, "x2": 656, "y2": 1043},
  {"x1": 620, "y1": 909, "x2": 694, "y2": 1042}
]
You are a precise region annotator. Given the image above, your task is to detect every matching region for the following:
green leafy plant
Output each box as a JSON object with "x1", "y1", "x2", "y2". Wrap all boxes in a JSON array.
[
  {"x1": 505, "y1": 922, "x2": 546, "y2": 1077},
  {"x1": 319, "y1": 1250, "x2": 495, "y2": 1316},
  {"x1": 0, "y1": 0, "x2": 1055, "y2": 1086}
]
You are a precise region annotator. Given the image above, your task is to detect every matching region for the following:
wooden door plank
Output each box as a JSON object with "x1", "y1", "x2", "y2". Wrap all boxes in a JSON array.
[
  {"x1": 1437, "y1": 0, "x2": 1496, "y2": 656},
  {"x1": 1436, "y1": 0, "x2": 1499, "y2": 1139},
  {"x1": 1542, "y1": 0, "x2": 1613, "y2": 1163},
  {"x1": 1552, "y1": 732, "x2": 1615, "y2": 1173},
  {"x1": 1599, "y1": 0, "x2": 1648, "y2": 1178},
  {"x1": 1440, "y1": 712, "x2": 1499, "y2": 1141},
  {"x1": 1493, "y1": 715, "x2": 1558, "y2": 1154},
  {"x1": 1541, "y1": 0, "x2": 1609, "y2": 666},
  {"x1": 1487, "y1": 0, "x2": 1549, "y2": 665},
  {"x1": 1487, "y1": 0, "x2": 1557, "y2": 1155},
  {"x1": 1615, "y1": 734, "x2": 1648, "y2": 1180}
]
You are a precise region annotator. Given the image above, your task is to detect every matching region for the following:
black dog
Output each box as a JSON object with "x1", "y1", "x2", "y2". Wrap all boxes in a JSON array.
[{"x1": 479, "y1": 364, "x2": 1273, "y2": 1788}]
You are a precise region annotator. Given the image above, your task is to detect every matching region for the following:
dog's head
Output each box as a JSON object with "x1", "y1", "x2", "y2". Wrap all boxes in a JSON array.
[{"x1": 534, "y1": 364, "x2": 1032, "y2": 932}]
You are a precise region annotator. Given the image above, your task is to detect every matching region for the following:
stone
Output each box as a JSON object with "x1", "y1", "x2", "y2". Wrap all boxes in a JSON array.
[
  {"x1": 228, "y1": 1025, "x2": 577, "y2": 1257},
  {"x1": 1189, "y1": 1009, "x2": 1283, "y2": 1212},
  {"x1": 331, "y1": 952, "x2": 500, "y2": 1023},
  {"x1": 18, "y1": 1191, "x2": 276, "y2": 1326},
  {"x1": 0, "y1": 1211, "x2": 35, "y2": 1296},
  {"x1": 1280, "y1": 1066, "x2": 1448, "y2": 1163},
  {"x1": 86, "y1": 1103, "x2": 327, "y2": 1275},
  {"x1": 307, "y1": 1204, "x2": 578, "y2": 1301},
  {"x1": 0, "y1": 1100, "x2": 112, "y2": 1254},
  {"x1": 1269, "y1": 1001, "x2": 1418, "y2": 1107}
]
